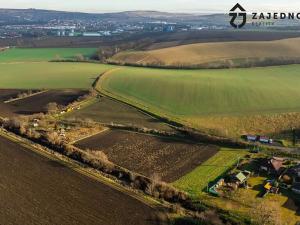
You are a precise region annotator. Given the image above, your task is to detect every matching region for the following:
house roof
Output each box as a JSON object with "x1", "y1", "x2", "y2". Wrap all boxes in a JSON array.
[
  {"x1": 272, "y1": 157, "x2": 284, "y2": 161},
  {"x1": 264, "y1": 182, "x2": 272, "y2": 190},
  {"x1": 258, "y1": 157, "x2": 285, "y2": 172},
  {"x1": 270, "y1": 158, "x2": 284, "y2": 171},
  {"x1": 235, "y1": 172, "x2": 247, "y2": 183}
]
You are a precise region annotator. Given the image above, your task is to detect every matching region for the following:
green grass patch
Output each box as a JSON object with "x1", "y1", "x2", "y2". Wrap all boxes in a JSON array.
[
  {"x1": 0, "y1": 48, "x2": 97, "y2": 62},
  {"x1": 98, "y1": 65, "x2": 300, "y2": 117},
  {"x1": 173, "y1": 148, "x2": 248, "y2": 196},
  {"x1": 0, "y1": 62, "x2": 113, "y2": 89}
]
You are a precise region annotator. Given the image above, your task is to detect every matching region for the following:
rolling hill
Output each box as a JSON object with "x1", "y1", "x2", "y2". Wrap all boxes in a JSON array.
[
  {"x1": 110, "y1": 38, "x2": 300, "y2": 68},
  {"x1": 97, "y1": 65, "x2": 300, "y2": 137}
]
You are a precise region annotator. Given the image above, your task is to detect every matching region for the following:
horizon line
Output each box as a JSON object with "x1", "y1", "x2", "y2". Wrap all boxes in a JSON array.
[{"x1": 0, "y1": 7, "x2": 227, "y2": 15}]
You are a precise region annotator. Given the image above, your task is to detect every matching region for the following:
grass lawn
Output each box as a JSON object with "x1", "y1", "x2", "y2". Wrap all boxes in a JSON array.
[
  {"x1": 173, "y1": 148, "x2": 248, "y2": 196},
  {"x1": 98, "y1": 65, "x2": 300, "y2": 137},
  {"x1": 203, "y1": 176, "x2": 300, "y2": 225},
  {"x1": 0, "y1": 48, "x2": 97, "y2": 62},
  {"x1": 0, "y1": 62, "x2": 113, "y2": 89},
  {"x1": 99, "y1": 65, "x2": 300, "y2": 117}
]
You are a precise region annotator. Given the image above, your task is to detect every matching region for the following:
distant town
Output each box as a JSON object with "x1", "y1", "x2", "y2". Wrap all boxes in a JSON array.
[
  {"x1": 1, "y1": 21, "x2": 200, "y2": 39},
  {"x1": 1, "y1": 8, "x2": 300, "y2": 39}
]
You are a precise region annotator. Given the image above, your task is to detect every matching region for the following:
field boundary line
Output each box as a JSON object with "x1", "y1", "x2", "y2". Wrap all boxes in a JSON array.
[
  {"x1": 69, "y1": 127, "x2": 110, "y2": 144},
  {"x1": 4, "y1": 90, "x2": 49, "y2": 103},
  {"x1": 95, "y1": 69, "x2": 181, "y2": 130},
  {"x1": 0, "y1": 129, "x2": 162, "y2": 210}
]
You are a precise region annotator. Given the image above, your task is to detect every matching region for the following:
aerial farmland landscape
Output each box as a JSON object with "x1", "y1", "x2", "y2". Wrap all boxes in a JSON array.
[{"x1": 1, "y1": 1, "x2": 300, "y2": 225}]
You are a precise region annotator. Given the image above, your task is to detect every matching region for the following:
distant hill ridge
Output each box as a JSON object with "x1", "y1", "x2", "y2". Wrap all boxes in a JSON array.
[{"x1": 0, "y1": 8, "x2": 221, "y2": 24}]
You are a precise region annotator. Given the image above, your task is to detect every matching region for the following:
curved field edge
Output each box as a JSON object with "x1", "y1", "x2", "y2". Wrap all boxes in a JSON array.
[
  {"x1": 96, "y1": 68, "x2": 188, "y2": 126},
  {"x1": 96, "y1": 65, "x2": 300, "y2": 137},
  {"x1": 0, "y1": 62, "x2": 114, "y2": 89}
]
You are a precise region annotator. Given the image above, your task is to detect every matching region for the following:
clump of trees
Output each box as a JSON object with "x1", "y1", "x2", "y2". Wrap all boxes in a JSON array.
[
  {"x1": 1, "y1": 116, "x2": 41, "y2": 139},
  {"x1": 75, "y1": 54, "x2": 85, "y2": 61},
  {"x1": 17, "y1": 90, "x2": 33, "y2": 99},
  {"x1": 1, "y1": 116, "x2": 188, "y2": 204},
  {"x1": 45, "y1": 102, "x2": 59, "y2": 114},
  {"x1": 92, "y1": 38, "x2": 154, "y2": 62}
]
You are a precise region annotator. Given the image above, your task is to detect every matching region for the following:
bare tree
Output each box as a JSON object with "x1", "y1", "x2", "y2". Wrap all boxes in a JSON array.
[
  {"x1": 75, "y1": 54, "x2": 85, "y2": 61},
  {"x1": 46, "y1": 102, "x2": 59, "y2": 114}
]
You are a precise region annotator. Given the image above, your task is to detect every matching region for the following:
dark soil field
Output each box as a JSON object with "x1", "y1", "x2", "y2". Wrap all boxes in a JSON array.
[
  {"x1": 0, "y1": 89, "x2": 26, "y2": 117},
  {"x1": 0, "y1": 89, "x2": 87, "y2": 116},
  {"x1": 75, "y1": 130, "x2": 219, "y2": 182},
  {"x1": 70, "y1": 97, "x2": 173, "y2": 131},
  {"x1": 0, "y1": 135, "x2": 162, "y2": 225}
]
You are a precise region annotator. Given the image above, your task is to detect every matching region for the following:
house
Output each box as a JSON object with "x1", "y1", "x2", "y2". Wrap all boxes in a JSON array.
[
  {"x1": 259, "y1": 157, "x2": 285, "y2": 175},
  {"x1": 246, "y1": 135, "x2": 257, "y2": 142},
  {"x1": 233, "y1": 170, "x2": 251, "y2": 186},
  {"x1": 259, "y1": 136, "x2": 273, "y2": 144},
  {"x1": 264, "y1": 182, "x2": 272, "y2": 191},
  {"x1": 243, "y1": 134, "x2": 273, "y2": 144},
  {"x1": 235, "y1": 172, "x2": 247, "y2": 183},
  {"x1": 209, "y1": 179, "x2": 225, "y2": 196},
  {"x1": 33, "y1": 122, "x2": 39, "y2": 128},
  {"x1": 263, "y1": 181, "x2": 279, "y2": 195},
  {"x1": 31, "y1": 119, "x2": 39, "y2": 128}
]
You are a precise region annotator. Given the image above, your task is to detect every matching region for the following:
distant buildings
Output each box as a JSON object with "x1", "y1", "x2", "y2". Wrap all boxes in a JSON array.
[
  {"x1": 244, "y1": 134, "x2": 273, "y2": 144},
  {"x1": 83, "y1": 32, "x2": 101, "y2": 37}
]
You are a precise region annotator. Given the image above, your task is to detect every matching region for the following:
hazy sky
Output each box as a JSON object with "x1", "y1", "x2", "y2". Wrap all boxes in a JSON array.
[{"x1": 0, "y1": 0, "x2": 299, "y2": 13}]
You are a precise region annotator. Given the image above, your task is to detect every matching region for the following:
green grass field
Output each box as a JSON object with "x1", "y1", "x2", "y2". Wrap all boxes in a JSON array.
[
  {"x1": 0, "y1": 62, "x2": 113, "y2": 89},
  {"x1": 0, "y1": 48, "x2": 97, "y2": 62},
  {"x1": 173, "y1": 149, "x2": 248, "y2": 196},
  {"x1": 98, "y1": 65, "x2": 300, "y2": 118},
  {"x1": 2, "y1": 47, "x2": 300, "y2": 137}
]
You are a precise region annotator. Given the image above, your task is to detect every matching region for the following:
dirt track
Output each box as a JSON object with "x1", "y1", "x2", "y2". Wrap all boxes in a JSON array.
[
  {"x1": 75, "y1": 130, "x2": 219, "y2": 182},
  {"x1": 0, "y1": 135, "x2": 162, "y2": 225},
  {"x1": 70, "y1": 97, "x2": 173, "y2": 131}
]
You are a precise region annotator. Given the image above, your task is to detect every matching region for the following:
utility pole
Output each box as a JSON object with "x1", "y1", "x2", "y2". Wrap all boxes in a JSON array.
[
  {"x1": 292, "y1": 128, "x2": 297, "y2": 147},
  {"x1": 237, "y1": 156, "x2": 241, "y2": 168},
  {"x1": 207, "y1": 177, "x2": 209, "y2": 193}
]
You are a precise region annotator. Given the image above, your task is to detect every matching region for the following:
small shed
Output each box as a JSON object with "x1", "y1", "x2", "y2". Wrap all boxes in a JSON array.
[
  {"x1": 232, "y1": 170, "x2": 251, "y2": 186},
  {"x1": 235, "y1": 172, "x2": 247, "y2": 183}
]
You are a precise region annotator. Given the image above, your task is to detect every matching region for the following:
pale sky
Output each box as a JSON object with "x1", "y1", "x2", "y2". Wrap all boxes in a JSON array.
[{"x1": 0, "y1": 0, "x2": 299, "y2": 13}]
